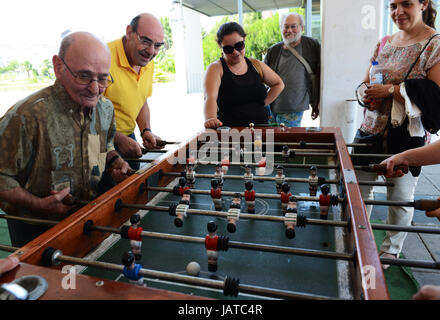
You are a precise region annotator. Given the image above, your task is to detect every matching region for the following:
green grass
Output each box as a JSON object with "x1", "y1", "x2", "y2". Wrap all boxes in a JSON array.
[
  {"x1": 0, "y1": 211, "x2": 12, "y2": 259},
  {"x1": 372, "y1": 220, "x2": 420, "y2": 300}
]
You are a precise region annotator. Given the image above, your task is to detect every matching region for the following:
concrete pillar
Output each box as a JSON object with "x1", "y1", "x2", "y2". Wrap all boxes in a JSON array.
[
  {"x1": 170, "y1": 3, "x2": 204, "y2": 94},
  {"x1": 320, "y1": 0, "x2": 384, "y2": 142}
]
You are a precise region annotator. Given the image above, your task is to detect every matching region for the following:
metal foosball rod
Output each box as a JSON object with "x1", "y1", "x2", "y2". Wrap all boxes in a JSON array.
[
  {"x1": 212, "y1": 149, "x2": 338, "y2": 157},
  {"x1": 38, "y1": 247, "x2": 338, "y2": 300},
  {"x1": 364, "y1": 199, "x2": 440, "y2": 211},
  {"x1": 114, "y1": 202, "x2": 440, "y2": 234},
  {"x1": 160, "y1": 171, "x2": 393, "y2": 187},
  {"x1": 117, "y1": 202, "x2": 347, "y2": 228},
  {"x1": 1, "y1": 207, "x2": 439, "y2": 239},
  {"x1": 86, "y1": 223, "x2": 353, "y2": 261},
  {"x1": 198, "y1": 141, "x2": 373, "y2": 148}
]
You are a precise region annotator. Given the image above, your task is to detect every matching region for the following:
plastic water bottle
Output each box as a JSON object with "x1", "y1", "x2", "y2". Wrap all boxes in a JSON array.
[
  {"x1": 369, "y1": 61, "x2": 383, "y2": 85},
  {"x1": 367, "y1": 61, "x2": 383, "y2": 109}
]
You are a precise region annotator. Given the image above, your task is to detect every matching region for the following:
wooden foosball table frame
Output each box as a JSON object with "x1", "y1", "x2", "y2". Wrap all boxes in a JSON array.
[{"x1": 0, "y1": 126, "x2": 389, "y2": 300}]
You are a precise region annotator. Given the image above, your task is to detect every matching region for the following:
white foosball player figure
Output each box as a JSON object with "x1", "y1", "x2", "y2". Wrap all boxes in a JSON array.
[
  {"x1": 308, "y1": 166, "x2": 319, "y2": 197},
  {"x1": 221, "y1": 153, "x2": 230, "y2": 175},
  {"x1": 284, "y1": 196, "x2": 298, "y2": 239},
  {"x1": 282, "y1": 145, "x2": 290, "y2": 162},
  {"x1": 175, "y1": 189, "x2": 191, "y2": 227},
  {"x1": 274, "y1": 165, "x2": 285, "y2": 193},
  {"x1": 186, "y1": 163, "x2": 196, "y2": 188},
  {"x1": 227, "y1": 193, "x2": 241, "y2": 233},
  {"x1": 243, "y1": 164, "x2": 254, "y2": 183},
  {"x1": 214, "y1": 163, "x2": 224, "y2": 188}
]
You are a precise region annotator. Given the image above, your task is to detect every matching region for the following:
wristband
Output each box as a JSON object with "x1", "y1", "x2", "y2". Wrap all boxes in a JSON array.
[{"x1": 141, "y1": 128, "x2": 151, "y2": 136}]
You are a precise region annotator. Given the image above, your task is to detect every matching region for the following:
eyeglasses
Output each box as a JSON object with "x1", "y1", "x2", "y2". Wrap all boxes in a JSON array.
[
  {"x1": 222, "y1": 41, "x2": 245, "y2": 54},
  {"x1": 284, "y1": 24, "x2": 300, "y2": 30},
  {"x1": 135, "y1": 32, "x2": 165, "y2": 50},
  {"x1": 61, "y1": 58, "x2": 114, "y2": 88}
]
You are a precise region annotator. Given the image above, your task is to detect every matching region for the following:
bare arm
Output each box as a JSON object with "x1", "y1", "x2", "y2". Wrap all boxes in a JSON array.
[
  {"x1": 381, "y1": 139, "x2": 440, "y2": 176},
  {"x1": 259, "y1": 61, "x2": 284, "y2": 106},
  {"x1": 0, "y1": 186, "x2": 72, "y2": 216},
  {"x1": 136, "y1": 100, "x2": 163, "y2": 149},
  {"x1": 203, "y1": 62, "x2": 223, "y2": 129}
]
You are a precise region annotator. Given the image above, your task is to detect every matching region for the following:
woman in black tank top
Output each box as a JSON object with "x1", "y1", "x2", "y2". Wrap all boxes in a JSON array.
[{"x1": 203, "y1": 22, "x2": 284, "y2": 129}]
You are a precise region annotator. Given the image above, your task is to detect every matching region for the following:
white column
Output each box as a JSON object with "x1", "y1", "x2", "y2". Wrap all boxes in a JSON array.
[
  {"x1": 170, "y1": 3, "x2": 204, "y2": 94},
  {"x1": 320, "y1": 0, "x2": 384, "y2": 143}
]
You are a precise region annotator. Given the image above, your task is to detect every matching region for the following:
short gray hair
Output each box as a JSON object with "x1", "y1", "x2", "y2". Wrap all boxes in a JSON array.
[
  {"x1": 280, "y1": 12, "x2": 305, "y2": 30},
  {"x1": 59, "y1": 33, "x2": 74, "y2": 60}
]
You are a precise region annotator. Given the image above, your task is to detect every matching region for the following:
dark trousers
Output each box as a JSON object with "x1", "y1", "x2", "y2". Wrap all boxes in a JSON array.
[{"x1": 7, "y1": 219, "x2": 51, "y2": 248}]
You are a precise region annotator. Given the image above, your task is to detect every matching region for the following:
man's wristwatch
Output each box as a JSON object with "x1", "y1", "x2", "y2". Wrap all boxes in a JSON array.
[
  {"x1": 141, "y1": 128, "x2": 151, "y2": 137},
  {"x1": 388, "y1": 85, "x2": 395, "y2": 96}
]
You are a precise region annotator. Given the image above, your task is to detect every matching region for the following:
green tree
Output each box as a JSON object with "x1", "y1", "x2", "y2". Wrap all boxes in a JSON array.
[
  {"x1": 245, "y1": 13, "x2": 282, "y2": 60},
  {"x1": 40, "y1": 59, "x2": 54, "y2": 78},
  {"x1": 23, "y1": 60, "x2": 33, "y2": 79}
]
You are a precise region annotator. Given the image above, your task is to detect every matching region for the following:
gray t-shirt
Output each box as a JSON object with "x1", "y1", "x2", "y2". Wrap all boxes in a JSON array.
[{"x1": 270, "y1": 44, "x2": 310, "y2": 114}]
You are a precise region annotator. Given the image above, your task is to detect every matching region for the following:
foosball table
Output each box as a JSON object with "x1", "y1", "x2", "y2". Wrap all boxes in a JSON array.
[{"x1": 2, "y1": 126, "x2": 439, "y2": 300}]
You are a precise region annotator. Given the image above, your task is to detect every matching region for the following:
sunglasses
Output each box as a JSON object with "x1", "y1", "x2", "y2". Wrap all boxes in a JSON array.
[{"x1": 222, "y1": 41, "x2": 245, "y2": 54}]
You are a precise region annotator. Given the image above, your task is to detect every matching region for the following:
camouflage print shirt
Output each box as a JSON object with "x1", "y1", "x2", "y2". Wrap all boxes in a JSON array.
[{"x1": 0, "y1": 80, "x2": 116, "y2": 220}]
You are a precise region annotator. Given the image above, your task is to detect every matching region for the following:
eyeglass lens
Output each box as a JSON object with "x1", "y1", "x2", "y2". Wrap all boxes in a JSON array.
[{"x1": 222, "y1": 41, "x2": 245, "y2": 54}]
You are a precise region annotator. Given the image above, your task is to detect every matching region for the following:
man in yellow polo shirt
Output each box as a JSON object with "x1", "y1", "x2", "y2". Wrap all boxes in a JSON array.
[{"x1": 105, "y1": 13, "x2": 164, "y2": 169}]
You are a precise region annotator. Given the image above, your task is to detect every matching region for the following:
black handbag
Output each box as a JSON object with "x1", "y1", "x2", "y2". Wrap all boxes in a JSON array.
[
  {"x1": 352, "y1": 129, "x2": 384, "y2": 166},
  {"x1": 387, "y1": 118, "x2": 424, "y2": 176}
]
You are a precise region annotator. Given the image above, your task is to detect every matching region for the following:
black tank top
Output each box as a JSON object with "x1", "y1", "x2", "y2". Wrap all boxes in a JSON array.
[{"x1": 217, "y1": 57, "x2": 268, "y2": 126}]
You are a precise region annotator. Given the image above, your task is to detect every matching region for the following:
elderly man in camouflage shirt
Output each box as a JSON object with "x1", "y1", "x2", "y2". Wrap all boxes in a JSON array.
[{"x1": 0, "y1": 32, "x2": 130, "y2": 247}]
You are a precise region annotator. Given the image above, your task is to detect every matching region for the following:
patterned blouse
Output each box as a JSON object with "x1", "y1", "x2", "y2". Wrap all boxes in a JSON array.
[{"x1": 360, "y1": 34, "x2": 440, "y2": 135}]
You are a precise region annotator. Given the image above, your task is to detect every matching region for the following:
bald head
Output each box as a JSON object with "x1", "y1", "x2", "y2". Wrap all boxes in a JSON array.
[
  {"x1": 130, "y1": 13, "x2": 163, "y2": 34},
  {"x1": 125, "y1": 13, "x2": 164, "y2": 68},
  {"x1": 53, "y1": 32, "x2": 111, "y2": 110},
  {"x1": 59, "y1": 32, "x2": 110, "y2": 60}
]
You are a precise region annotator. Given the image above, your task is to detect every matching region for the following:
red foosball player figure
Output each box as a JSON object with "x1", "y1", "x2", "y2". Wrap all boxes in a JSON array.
[
  {"x1": 319, "y1": 184, "x2": 338, "y2": 220},
  {"x1": 210, "y1": 179, "x2": 223, "y2": 211},
  {"x1": 256, "y1": 154, "x2": 266, "y2": 176},
  {"x1": 227, "y1": 193, "x2": 241, "y2": 233},
  {"x1": 280, "y1": 182, "x2": 292, "y2": 213},
  {"x1": 128, "y1": 214, "x2": 143, "y2": 261},
  {"x1": 173, "y1": 177, "x2": 190, "y2": 196},
  {"x1": 284, "y1": 196, "x2": 298, "y2": 239},
  {"x1": 122, "y1": 251, "x2": 144, "y2": 286},
  {"x1": 244, "y1": 181, "x2": 256, "y2": 213},
  {"x1": 319, "y1": 184, "x2": 331, "y2": 220},
  {"x1": 205, "y1": 221, "x2": 219, "y2": 272},
  {"x1": 274, "y1": 165, "x2": 285, "y2": 194},
  {"x1": 214, "y1": 163, "x2": 224, "y2": 188},
  {"x1": 308, "y1": 166, "x2": 319, "y2": 197},
  {"x1": 186, "y1": 163, "x2": 196, "y2": 188},
  {"x1": 221, "y1": 153, "x2": 230, "y2": 175},
  {"x1": 244, "y1": 164, "x2": 253, "y2": 183},
  {"x1": 175, "y1": 189, "x2": 191, "y2": 227}
]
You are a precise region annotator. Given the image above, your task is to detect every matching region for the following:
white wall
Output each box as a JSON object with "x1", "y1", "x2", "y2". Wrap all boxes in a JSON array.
[{"x1": 320, "y1": 0, "x2": 384, "y2": 143}]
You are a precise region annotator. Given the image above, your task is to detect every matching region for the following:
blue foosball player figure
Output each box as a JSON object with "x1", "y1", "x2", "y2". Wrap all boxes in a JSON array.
[{"x1": 122, "y1": 251, "x2": 144, "y2": 286}]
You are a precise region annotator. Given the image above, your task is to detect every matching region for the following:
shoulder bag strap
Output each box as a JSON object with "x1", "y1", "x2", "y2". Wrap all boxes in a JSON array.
[
  {"x1": 285, "y1": 45, "x2": 313, "y2": 75},
  {"x1": 249, "y1": 57, "x2": 263, "y2": 79},
  {"x1": 404, "y1": 33, "x2": 440, "y2": 81}
]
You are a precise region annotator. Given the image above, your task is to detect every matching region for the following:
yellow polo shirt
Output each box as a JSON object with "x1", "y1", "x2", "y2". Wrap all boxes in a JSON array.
[{"x1": 105, "y1": 38, "x2": 154, "y2": 136}]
